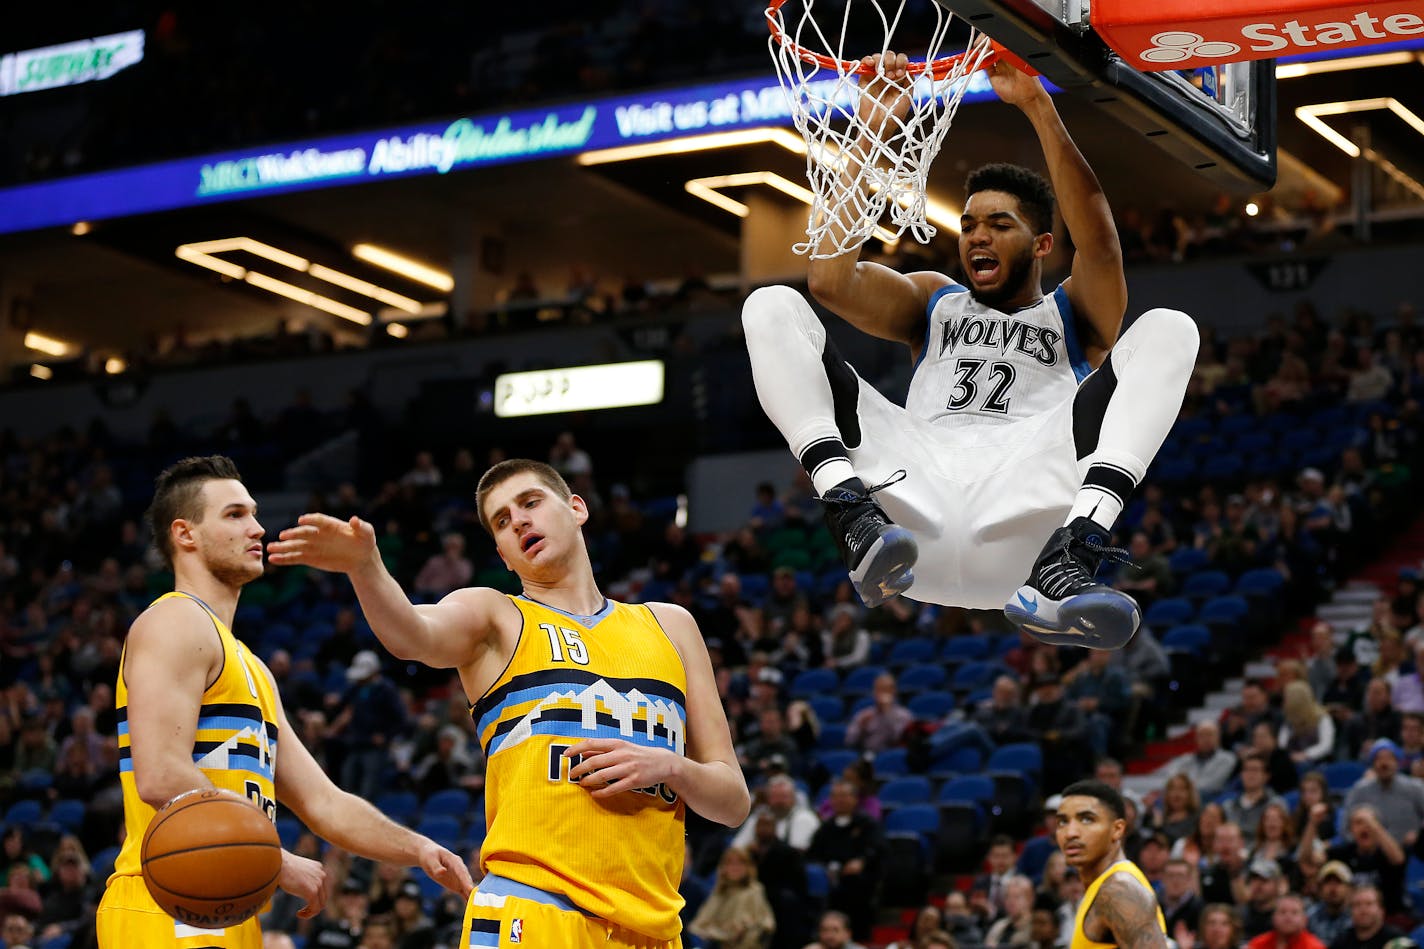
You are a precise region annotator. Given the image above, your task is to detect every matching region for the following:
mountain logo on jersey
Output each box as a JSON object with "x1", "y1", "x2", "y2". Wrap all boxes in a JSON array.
[
  {"x1": 193, "y1": 725, "x2": 276, "y2": 780},
  {"x1": 939, "y1": 315, "x2": 1062, "y2": 366},
  {"x1": 498, "y1": 677, "x2": 686, "y2": 757}
]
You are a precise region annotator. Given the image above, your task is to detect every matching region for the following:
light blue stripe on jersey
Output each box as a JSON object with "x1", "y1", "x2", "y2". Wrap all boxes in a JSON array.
[
  {"x1": 915, "y1": 281, "x2": 968, "y2": 373},
  {"x1": 1054, "y1": 283, "x2": 1093, "y2": 382},
  {"x1": 476, "y1": 683, "x2": 686, "y2": 739},
  {"x1": 478, "y1": 874, "x2": 594, "y2": 916},
  {"x1": 467, "y1": 930, "x2": 500, "y2": 948},
  {"x1": 487, "y1": 718, "x2": 679, "y2": 758},
  {"x1": 118, "y1": 713, "x2": 266, "y2": 738}
]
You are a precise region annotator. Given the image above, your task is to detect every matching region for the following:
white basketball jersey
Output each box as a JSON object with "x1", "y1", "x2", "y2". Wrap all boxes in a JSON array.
[{"x1": 905, "y1": 281, "x2": 1092, "y2": 427}]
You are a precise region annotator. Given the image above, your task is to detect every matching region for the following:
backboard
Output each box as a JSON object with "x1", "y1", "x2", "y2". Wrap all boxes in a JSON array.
[{"x1": 937, "y1": 0, "x2": 1278, "y2": 191}]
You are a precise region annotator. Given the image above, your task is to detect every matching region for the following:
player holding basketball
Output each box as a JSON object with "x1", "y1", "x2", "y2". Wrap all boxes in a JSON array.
[
  {"x1": 97, "y1": 456, "x2": 472, "y2": 949},
  {"x1": 1055, "y1": 780, "x2": 1168, "y2": 949},
  {"x1": 267, "y1": 459, "x2": 750, "y2": 949},
  {"x1": 742, "y1": 55, "x2": 1198, "y2": 648}
]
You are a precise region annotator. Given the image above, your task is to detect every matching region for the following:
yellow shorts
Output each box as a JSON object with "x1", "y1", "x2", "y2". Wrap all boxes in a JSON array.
[
  {"x1": 462, "y1": 875, "x2": 681, "y2": 949},
  {"x1": 97, "y1": 875, "x2": 262, "y2": 949}
]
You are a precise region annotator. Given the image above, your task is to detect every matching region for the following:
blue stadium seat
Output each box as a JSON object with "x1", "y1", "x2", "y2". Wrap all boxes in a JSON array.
[
  {"x1": 899, "y1": 666, "x2": 947, "y2": 692},
  {"x1": 276, "y1": 817, "x2": 303, "y2": 849},
  {"x1": 376, "y1": 791, "x2": 420, "y2": 824},
  {"x1": 738, "y1": 574, "x2": 770, "y2": 601},
  {"x1": 816, "y1": 750, "x2": 858, "y2": 777},
  {"x1": 1173, "y1": 417, "x2": 1213, "y2": 442},
  {"x1": 1217, "y1": 415, "x2": 1257, "y2": 438},
  {"x1": 1162, "y1": 624, "x2": 1211, "y2": 655},
  {"x1": 951, "y1": 661, "x2": 1004, "y2": 693},
  {"x1": 423, "y1": 789, "x2": 472, "y2": 820},
  {"x1": 962, "y1": 687, "x2": 993, "y2": 708},
  {"x1": 1017, "y1": 835, "x2": 1058, "y2": 882},
  {"x1": 416, "y1": 815, "x2": 462, "y2": 849},
  {"x1": 1235, "y1": 568, "x2": 1285, "y2": 597},
  {"x1": 842, "y1": 665, "x2": 887, "y2": 695},
  {"x1": 1233, "y1": 431, "x2": 1274, "y2": 454},
  {"x1": 848, "y1": 695, "x2": 875, "y2": 718},
  {"x1": 809, "y1": 695, "x2": 846, "y2": 724},
  {"x1": 1280, "y1": 429, "x2": 1317, "y2": 455},
  {"x1": 1144, "y1": 597, "x2": 1195, "y2": 629},
  {"x1": 1198, "y1": 595, "x2": 1249, "y2": 624},
  {"x1": 415, "y1": 869, "x2": 449, "y2": 901},
  {"x1": 938, "y1": 775, "x2": 995, "y2": 807},
  {"x1": 889, "y1": 638, "x2": 936, "y2": 665},
  {"x1": 40, "y1": 934, "x2": 71, "y2": 949},
  {"x1": 790, "y1": 668, "x2": 839, "y2": 698},
  {"x1": 48, "y1": 799, "x2": 86, "y2": 832},
  {"x1": 91, "y1": 846, "x2": 120, "y2": 882},
  {"x1": 805, "y1": 863, "x2": 830, "y2": 899},
  {"x1": 1323, "y1": 760, "x2": 1367, "y2": 793},
  {"x1": 1167, "y1": 548, "x2": 1209, "y2": 576},
  {"x1": 873, "y1": 748, "x2": 909, "y2": 779},
  {"x1": 1182, "y1": 570, "x2": 1230, "y2": 600},
  {"x1": 885, "y1": 803, "x2": 939, "y2": 848},
  {"x1": 4, "y1": 800, "x2": 41, "y2": 825},
  {"x1": 907, "y1": 691, "x2": 955, "y2": 720},
  {"x1": 941, "y1": 636, "x2": 991, "y2": 663},
  {"x1": 1153, "y1": 457, "x2": 1197, "y2": 485},
  {"x1": 817, "y1": 723, "x2": 848, "y2": 750},
  {"x1": 879, "y1": 777, "x2": 932, "y2": 810},
  {"x1": 19, "y1": 768, "x2": 52, "y2": 794},
  {"x1": 930, "y1": 744, "x2": 985, "y2": 778},
  {"x1": 986, "y1": 742, "x2": 1043, "y2": 778},
  {"x1": 1200, "y1": 454, "x2": 1244, "y2": 482}
]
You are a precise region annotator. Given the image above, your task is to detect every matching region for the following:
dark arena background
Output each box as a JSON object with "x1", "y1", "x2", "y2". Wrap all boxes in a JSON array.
[{"x1": 2, "y1": 4, "x2": 1424, "y2": 948}]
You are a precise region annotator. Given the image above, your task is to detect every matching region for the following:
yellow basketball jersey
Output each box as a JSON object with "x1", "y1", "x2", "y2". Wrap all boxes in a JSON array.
[
  {"x1": 1071, "y1": 859, "x2": 1166, "y2": 949},
  {"x1": 111, "y1": 592, "x2": 281, "y2": 884},
  {"x1": 474, "y1": 595, "x2": 688, "y2": 941}
]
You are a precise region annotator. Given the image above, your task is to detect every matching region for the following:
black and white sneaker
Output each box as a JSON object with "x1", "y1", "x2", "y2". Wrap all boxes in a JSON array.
[
  {"x1": 820, "y1": 472, "x2": 917, "y2": 608},
  {"x1": 1003, "y1": 517, "x2": 1141, "y2": 649}
]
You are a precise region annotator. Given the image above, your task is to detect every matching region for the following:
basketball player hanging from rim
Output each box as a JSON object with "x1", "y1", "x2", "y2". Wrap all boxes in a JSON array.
[{"x1": 743, "y1": 53, "x2": 1199, "y2": 649}]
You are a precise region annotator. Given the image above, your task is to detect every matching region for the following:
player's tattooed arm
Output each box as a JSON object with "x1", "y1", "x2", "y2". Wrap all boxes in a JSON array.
[{"x1": 1091, "y1": 874, "x2": 1168, "y2": 949}]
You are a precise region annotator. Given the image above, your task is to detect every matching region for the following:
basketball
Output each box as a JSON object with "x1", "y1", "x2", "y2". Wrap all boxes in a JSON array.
[{"x1": 141, "y1": 788, "x2": 283, "y2": 929}]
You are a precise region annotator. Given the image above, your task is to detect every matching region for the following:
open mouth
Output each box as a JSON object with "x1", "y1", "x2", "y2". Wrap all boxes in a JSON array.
[
  {"x1": 520, "y1": 533, "x2": 545, "y2": 554},
  {"x1": 969, "y1": 253, "x2": 1000, "y2": 282}
]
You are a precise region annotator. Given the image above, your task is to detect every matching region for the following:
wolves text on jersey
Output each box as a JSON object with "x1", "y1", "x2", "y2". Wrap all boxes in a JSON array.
[{"x1": 938, "y1": 314, "x2": 1062, "y2": 367}]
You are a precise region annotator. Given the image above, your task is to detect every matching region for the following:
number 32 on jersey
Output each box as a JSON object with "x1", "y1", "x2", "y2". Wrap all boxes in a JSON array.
[{"x1": 946, "y1": 358, "x2": 1016, "y2": 413}]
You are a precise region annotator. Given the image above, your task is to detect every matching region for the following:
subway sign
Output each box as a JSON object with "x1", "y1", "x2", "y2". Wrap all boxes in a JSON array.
[{"x1": 0, "y1": 30, "x2": 145, "y2": 97}]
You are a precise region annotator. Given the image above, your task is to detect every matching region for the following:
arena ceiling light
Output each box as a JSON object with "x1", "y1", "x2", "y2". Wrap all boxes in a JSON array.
[
  {"x1": 176, "y1": 238, "x2": 433, "y2": 325},
  {"x1": 494, "y1": 360, "x2": 665, "y2": 417},
  {"x1": 351, "y1": 244, "x2": 454, "y2": 293},
  {"x1": 1276, "y1": 50, "x2": 1419, "y2": 79},
  {"x1": 24, "y1": 331, "x2": 71, "y2": 357},
  {"x1": 1295, "y1": 97, "x2": 1424, "y2": 200},
  {"x1": 686, "y1": 171, "x2": 904, "y2": 245},
  {"x1": 576, "y1": 127, "x2": 809, "y2": 166},
  {"x1": 29, "y1": 365, "x2": 52, "y2": 381}
]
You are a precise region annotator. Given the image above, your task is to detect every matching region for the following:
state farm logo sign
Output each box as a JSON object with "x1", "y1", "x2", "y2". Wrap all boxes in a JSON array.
[{"x1": 1112, "y1": 7, "x2": 1424, "y2": 70}]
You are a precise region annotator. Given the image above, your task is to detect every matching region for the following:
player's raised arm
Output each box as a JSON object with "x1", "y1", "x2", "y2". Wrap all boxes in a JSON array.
[
  {"x1": 123, "y1": 598, "x2": 223, "y2": 808},
  {"x1": 991, "y1": 61, "x2": 1127, "y2": 354},
  {"x1": 1093, "y1": 872, "x2": 1170, "y2": 949},
  {"x1": 806, "y1": 51, "x2": 950, "y2": 348},
  {"x1": 266, "y1": 513, "x2": 502, "y2": 668}
]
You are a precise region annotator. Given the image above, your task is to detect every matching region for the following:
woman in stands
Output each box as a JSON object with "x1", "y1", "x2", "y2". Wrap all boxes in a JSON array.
[
  {"x1": 1151, "y1": 773, "x2": 1201, "y2": 844},
  {"x1": 1170, "y1": 801, "x2": 1224, "y2": 868},
  {"x1": 1290, "y1": 772, "x2": 1333, "y2": 843},
  {"x1": 1278, "y1": 681, "x2": 1335, "y2": 766},
  {"x1": 687, "y1": 847, "x2": 776, "y2": 949},
  {"x1": 1247, "y1": 802, "x2": 1298, "y2": 884},
  {"x1": 885, "y1": 904, "x2": 945, "y2": 949}
]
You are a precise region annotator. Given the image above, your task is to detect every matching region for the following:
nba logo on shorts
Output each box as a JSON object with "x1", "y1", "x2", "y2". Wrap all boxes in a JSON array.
[{"x1": 510, "y1": 918, "x2": 523, "y2": 943}]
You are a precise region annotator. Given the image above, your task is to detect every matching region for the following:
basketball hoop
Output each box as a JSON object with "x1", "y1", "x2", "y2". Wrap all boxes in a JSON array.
[{"x1": 766, "y1": 0, "x2": 1000, "y2": 257}]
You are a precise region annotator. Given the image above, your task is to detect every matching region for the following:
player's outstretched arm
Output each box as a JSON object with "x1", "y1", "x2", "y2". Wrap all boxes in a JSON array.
[
  {"x1": 263, "y1": 663, "x2": 474, "y2": 899},
  {"x1": 267, "y1": 513, "x2": 504, "y2": 669},
  {"x1": 991, "y1": 61, "x2": 1126, "y2": 355},
  {"x1": 124, "y1": 598, "x2": 223, "y2": 808},
  {"x1": 1094, "y1": 873, "x2": 1169, "y2": 949},
  {"x1": 567, "y1": 603, "x2": 751, "y2": 827},
  {"x1": 806, "y1": 51, "x2": 949, "y2": 349}
]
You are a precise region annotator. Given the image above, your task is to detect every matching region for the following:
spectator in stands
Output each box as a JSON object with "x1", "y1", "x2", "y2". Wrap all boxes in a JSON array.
[
  {"x1": 804, "y1": 910, "x2": 864, "y2": 949},
  {"x1": 1307, "y1": 862, "x2": 1355, "y2": 947},
  {"x1": 1241, "y1": 859, "x2": 1286, "y2": 939},
  {"x1": 1249, "y1": 802, "x2": 1298, "y2": 880},
  {"x1": 821, "y1": 604, "x2": 869, "y2": 669},
  {"x1": 1246, "y1": 892, "x2": 1323, "y2": 949},
  {"x1": 984, "y1": 875, "x2": 1035, "y2": 948},
  {"x1": 750, "y1": 481, "x2": 786, "y2": 529},
  {"x1": 808, "y1": 780, "x2": 883, "y2": 941},
  {"x1": 1397, "y1": 713, "x2": 1424, "y2": 777},
  {"x1": 400, "y1": 450, "x2": 442, "y2": 490},
  {"x1": 0, "y1": 864, "x2": 43, "y2": 920},
  {"x1": 34, "y1": 851, "x2": 88, "y2": 938},
  {"x1": 1162, "y1": 857, "x2": 1206, "y2": 936},
  {"x1": 1280, "y1": 682, "x2": 1336, "y2": 766},
  {"x1": 1345, "y1": 679, "x2": 1401, "y2": 759},
  {"x1": 845, "y1": 672, "x2": 912, "y2": 755},
  {"x1": 1248, "y1": 721, "x2": 1300, "y2": 795},
  {"x1": 1346, "y1": 349, "x2": 1394, "y2": 404},
  {"x1": 411, "y1": 723, "x2": 482, "y2": 798},
  {"x1": 974, "y1": 676, "x2": 1034, "y2": 746},
  {"x1": 742, "y1": 707, "x2": 803, "y2": 780},
  {"x1": 688, "y1": 846, "x2": 777, "y2": 949},
  {"x1": 1225, "y1": 752, "x2": 1286, "y2": 839},
  {"x1": 1167, "y1": 721, "x2": 1240, "y2": 797},
  {"x1": 1190, "y1": 903, "x2": 1244, "y2": 949},
  {"x1": 1153, "y1": 773, "x2": 1203, "y2": 843},
  {"x1": 329, "y1": 650, "x2": 407, "y2": 802},
  {"x1": 1301, "y1": 805, "x2": 1406, "y2": 917},
  {"x1": 732, "y1": 775, "x2": 820, "y2": 852},
  {"x1": 746, "y1": 810, "x2": 811, "y2": 949},
  {"x1": 12, "y1": 713, "x2": 55, "y2": 776},
  {"x1": 1, "y1": 914, "x2": 34, "y2": 949},
  {"x1": 942, "y1": 890, "x2": 986, "y2": 945},
  {"x1": 1, "y1": 828, "x2": 48, "y2": 888},
  {"x1": 1030, "y1": 898, "x2": 1065, "y2": 949},
  {"x1": 548, "y1": 432, "x2": 592, "y2": 482},
  {"x1": 1026, "y1": 674, "x2": 1090, "y2": 789},
  {"x1": 1201, "y1": 821, "x2": 1249, "y2": 905},
  {"x1": 1139, "y1": 831, "x2": 1173, "y2": 885},
  {"x1": 1173, "y1": 801, "x2": 1226, "y2": 868},
  {"x1": 1225, "y1": 680, "x2": 1282, "y2": 752},
  {"x1": 1065, "y1": 650, "x2": 1133, "y2": 758},
  {"x1": 1116, "y1": 531, "x2": 1174, "y2": 604},
  {"x1": 977, "y1": 836, "x2": 1021, "y2": 918},
  {"x1": 1390, "y1": 639, "x2": 1424, "y2": 713},
  {"x1": 1342, "y1": 740, "x2": 1424, "y2": 848},
  {"x1": 1294, "y1": 777, "x2": 1334, "y2": 846},
  {"x1": 1328, "y1": 885, "x2": 1401, "y2": 949},
  {"x1": 312, "y1": 875, "x2": 370, "y2": 948},
  {"x1": 412, "y1": 533, "x2": 473, "y2": 599},
  {"x1": 1307, "y1": 622, "x2": 1337, "y2": 700}
]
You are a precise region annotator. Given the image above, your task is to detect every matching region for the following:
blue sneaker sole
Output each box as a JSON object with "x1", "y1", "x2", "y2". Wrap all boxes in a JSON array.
[
  {"x1": 1003, "y1": 589, "x2": 1141, "y2": 650},
  {"x1": 849, "y1": 527, "x2": 918, "y2": 608}
]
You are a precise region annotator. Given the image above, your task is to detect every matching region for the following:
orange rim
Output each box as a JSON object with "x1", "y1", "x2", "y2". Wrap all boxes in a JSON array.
[{"x1": 765, "y1": 0, "x2": 1003, "y2": 80}]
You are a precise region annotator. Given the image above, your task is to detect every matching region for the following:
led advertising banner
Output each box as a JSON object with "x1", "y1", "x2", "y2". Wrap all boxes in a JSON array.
[
  {"x1": 0, "y1": 30, "x2": 145, "y2": 97},
  {"x1": 494, "y1": 361, "x2": 666, "y2": 417}
]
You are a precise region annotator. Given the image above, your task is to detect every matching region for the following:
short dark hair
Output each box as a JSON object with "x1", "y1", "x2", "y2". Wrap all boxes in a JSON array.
[
  {"x1": 1059, "y1": 779, "x2": 1126, "y2": 820},
  {"x1": 1241, "y1": 751, "x2": 1268, "y2": 769},
  {"x1": 965, "y1": 162, "x2": 1056, "y2": 236},
  {"x1": 147, "y1": 456, "x2": 243, "y2": 569},
  {"x1": 990, "y1": 834, "x2": 1016, "y2": 851},
  {"x1": 475, "y1": 459, "x2": 572, "y2": 534}
]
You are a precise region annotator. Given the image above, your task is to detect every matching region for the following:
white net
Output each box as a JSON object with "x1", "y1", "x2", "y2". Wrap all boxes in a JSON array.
[{"x1": 766, "y1": 0, "x2": 995, "y2": 257}]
